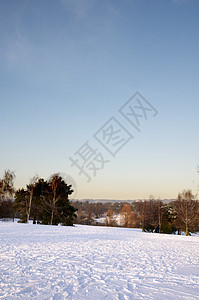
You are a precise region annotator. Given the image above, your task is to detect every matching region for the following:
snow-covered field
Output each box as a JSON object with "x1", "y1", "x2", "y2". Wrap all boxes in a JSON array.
[{"x1": 0, "y1": 222, "x2": 199, "y2": 300}]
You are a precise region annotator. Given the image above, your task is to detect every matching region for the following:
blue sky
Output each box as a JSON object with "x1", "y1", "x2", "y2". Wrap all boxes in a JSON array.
[{"x1": 0, "y1": 0, "x2": 199, "y2": 200}]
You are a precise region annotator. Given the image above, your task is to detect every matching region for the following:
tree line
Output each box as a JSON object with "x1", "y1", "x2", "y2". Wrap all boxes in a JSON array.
[
  {"x1": 117, "y1": 193, "x2": 199, "y2": 235},
  {"x1": 0, "y1": 170, "x2": 199, "y2": 235},
  {"x1": 73, "y1": 193, "x2": 199, "y2": 235},
  {"x1": 0, "y1": 170, "x2": 77, "y2": 226}
]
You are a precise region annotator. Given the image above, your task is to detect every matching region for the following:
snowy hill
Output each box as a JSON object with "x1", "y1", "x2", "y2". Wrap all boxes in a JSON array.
[{"x1": 0, "y1": 222, "x2": 198, "y2": 299}]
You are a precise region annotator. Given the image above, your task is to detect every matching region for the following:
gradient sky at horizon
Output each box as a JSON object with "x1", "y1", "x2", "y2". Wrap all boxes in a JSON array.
[{"x1": 0, "y1": 0, "x2": 199, "y2": 200}]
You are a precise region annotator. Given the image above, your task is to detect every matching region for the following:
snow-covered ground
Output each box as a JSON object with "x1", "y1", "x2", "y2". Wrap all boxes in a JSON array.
[{"x1": 0, "y1": 222, "x2": 198, "y2": 300}]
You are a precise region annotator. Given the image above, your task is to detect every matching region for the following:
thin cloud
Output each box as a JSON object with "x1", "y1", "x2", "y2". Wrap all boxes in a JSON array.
[
  {"x1": 60, "y1": 0, "x2": 97, "y2": 18},
  {"x1": 5, "y1": 31, "x2": 31, "y2": 66},
  {"x1": 172, "y1": 0, "x2": 192, "y2": 4}
]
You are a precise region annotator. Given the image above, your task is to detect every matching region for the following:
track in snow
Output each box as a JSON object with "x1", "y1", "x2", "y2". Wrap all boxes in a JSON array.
[{"x1": 0, "y1": 222, "x2": 199, "y2": 299}]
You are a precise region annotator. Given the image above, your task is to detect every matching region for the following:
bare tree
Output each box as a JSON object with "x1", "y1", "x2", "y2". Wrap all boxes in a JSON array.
[
  {"x1": 174, "y1": 190, "x2": 198, "y2": 236},
  {"x1": 0, "y1": 170, "x2": 15, "y2": 201},
  {"x1": 120, "y1": 204, "x2": 132, "y2": 227},
  {"x1": 157, "y1": 200, "x2": 164, "y2": 233},
  {"x1": 137, "y1": 201, "x2": 147, "y2": 231},
  {"x1": 48, "y1": 173, "x2": 73, "y2": 225},
  {"x1": 137, "y1": 199, "x2": 164, "y2": 233},
  {"x1": 105, "y1": 209, "x2": 117, "y2": 227},
  {"x1": 26, "y1": 175, "x2": 38, "y2": 223},
  {"x1": 49, "y1": 174, "x2": 60, "y2": 225}
]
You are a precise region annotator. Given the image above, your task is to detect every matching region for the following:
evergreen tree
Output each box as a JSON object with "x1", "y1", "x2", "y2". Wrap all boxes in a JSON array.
[
  {"x1": 14, "y1": 188, "x2": 29, "y2": 222},
  {"x1": 14, "y1": 174, "x2": 77, "y2": 226}
]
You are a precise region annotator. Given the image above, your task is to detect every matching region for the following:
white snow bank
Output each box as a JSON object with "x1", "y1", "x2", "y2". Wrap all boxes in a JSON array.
[{"x1": 0, "y1": 222, "x2": 198, "y2": 299}]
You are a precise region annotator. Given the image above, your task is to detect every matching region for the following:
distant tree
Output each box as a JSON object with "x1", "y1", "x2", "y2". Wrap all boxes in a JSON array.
[
  {"x1": 157, "y1": 200, "x2": 164, "y2": 233},
  {"x1": 144, "y1": 200, "x2": 157, "y2": 232},
  {"x1": 148, "y1": 199, "x2": 165, "y2": 233},
  {"x1": 105, "y1": 209, "x2": 117, "y2": 227},
  {"x1": 130, "y1": 209, "x2": 139, "y2": 228},
  {"x1": 120, "y1": 204, "x2": 132, "y2": 227},
  {"x1": 107, "y1": 209, "x2": 113, "y2": 218},
  {"x1": 71, "y1": 200, "x2": 181, "y2": 232},
  {"x1": 84, "y1": 206, "x2": 95, "y2": 225},
  {"x1": 174, "y1": 190, "x2": 199, "y2": 235},
  {"x1": 160, "y1": 204, "x2": 175, "y2": 234},
  {"x1": 137, "y1": 199, "x2": 167, "y2": 233},
  {"x1": 106, "y1": 209, "x2": 113, "y2": 226},
  {"x1": 137, "y1": 201, "x2": 148, "y2": 231},
  {"x1": 76, "y1": 207, "x2": 83, "y2": 224}
]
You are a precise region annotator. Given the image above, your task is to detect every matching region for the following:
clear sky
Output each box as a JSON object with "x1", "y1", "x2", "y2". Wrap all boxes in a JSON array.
[{"x1": 0, "y1": 0, "x2": 199, "y2": 200}]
